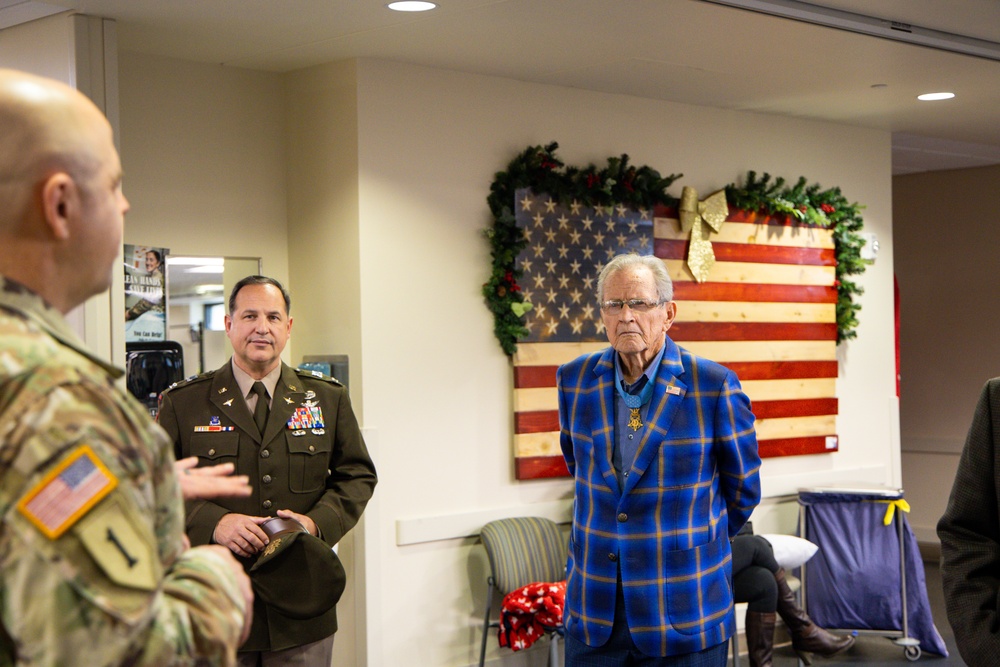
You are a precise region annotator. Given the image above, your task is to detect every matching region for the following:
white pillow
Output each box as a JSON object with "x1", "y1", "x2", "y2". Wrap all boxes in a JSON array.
[{"x1": 760, "y1": 534, "x2": 818, "y2": 570}]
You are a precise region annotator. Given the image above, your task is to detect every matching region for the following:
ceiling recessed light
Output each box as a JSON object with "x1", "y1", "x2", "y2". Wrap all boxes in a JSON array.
[
  {"x1": 387, "y1": 1, "x2": 437, "y2": 11},
  {"x1": 917, "y1": 92, "x2": 955, "y2": 101}
]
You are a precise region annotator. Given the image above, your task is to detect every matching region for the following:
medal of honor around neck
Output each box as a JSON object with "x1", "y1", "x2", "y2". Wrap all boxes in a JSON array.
[{"x1": 615, "y1": 371, "x2": 656, "y2": 432}]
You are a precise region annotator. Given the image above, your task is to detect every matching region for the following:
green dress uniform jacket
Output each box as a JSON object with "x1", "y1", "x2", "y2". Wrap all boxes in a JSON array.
[
  {"x1": 157, "y1": 361, "x2": 377, "y2": 653},
  {"x1": 0, "y1": 276, "x2": 248, "y2": 666}
]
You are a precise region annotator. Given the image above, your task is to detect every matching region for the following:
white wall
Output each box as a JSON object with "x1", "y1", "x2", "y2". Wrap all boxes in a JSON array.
[
  {"x1": 285, "y1": 59, "x2": 366, "y2": 666},
  {"x1": 0, "y1": 11, "x2": 74, "y2": 79},
  {"x1": 894, "y1": 165, "x2": 1000, "y2": 543},
  {"x1": 0, "y1": 13, "x2": 121, "y2": 363},
  {"x1": 118, "y1": 51, "x2": 289, "y2": 299},
  {"x1": 345, "y1": 58, "x2": 896, "y2": 666}
]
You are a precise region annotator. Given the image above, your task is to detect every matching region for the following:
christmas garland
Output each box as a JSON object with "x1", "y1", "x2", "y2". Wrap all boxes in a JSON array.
[
  {"x1": 725, "y1": 171, "x2": 867, "y2": 344},
  {"x1": 483, "y1": 142, "x2": 867, "y2": 355}
]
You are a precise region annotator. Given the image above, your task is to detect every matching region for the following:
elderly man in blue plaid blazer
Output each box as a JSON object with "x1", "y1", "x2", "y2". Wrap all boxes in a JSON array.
[{"x1": 558, "y1": 253, "x2": 761, "y2": 666}]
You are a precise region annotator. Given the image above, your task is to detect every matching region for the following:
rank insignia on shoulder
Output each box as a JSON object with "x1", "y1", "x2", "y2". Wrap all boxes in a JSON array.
[{"x1": 18, "y1": 445, "x2": 118, "y2": 539}]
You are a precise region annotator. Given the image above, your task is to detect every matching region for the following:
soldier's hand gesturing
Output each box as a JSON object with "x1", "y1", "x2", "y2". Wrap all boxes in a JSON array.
[{"x1": 214, "y1": 513, "x2": 270, "y2": 557}]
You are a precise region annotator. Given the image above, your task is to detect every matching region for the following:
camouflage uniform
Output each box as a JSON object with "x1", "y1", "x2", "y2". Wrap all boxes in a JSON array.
[{"x1": 0, "y1": 276, "x2": 248, "y2": 666}]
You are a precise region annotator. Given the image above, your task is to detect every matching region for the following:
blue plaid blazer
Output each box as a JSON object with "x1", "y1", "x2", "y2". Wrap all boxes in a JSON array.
[{"x1": 557, "y1": 336, "x2": 761, "y2": 657}]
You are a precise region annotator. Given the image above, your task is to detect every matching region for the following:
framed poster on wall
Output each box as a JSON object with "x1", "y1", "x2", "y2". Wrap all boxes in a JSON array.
[{"x1": 124, "y1": 244, "x2": 168, "y2": 342}]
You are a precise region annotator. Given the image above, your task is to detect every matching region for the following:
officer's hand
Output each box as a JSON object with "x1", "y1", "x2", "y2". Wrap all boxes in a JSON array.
[
  {"x1": 276, "y1": 508, "x2": 318, "y2": 537},
  {"x1": 175, "y1": 457, "x2": 252, "y2": 500},
  {"x1": 202, "y1": 544, "x2": 254, "y2": 645},
  {"x1": 214, "y1": 513, "x2": 270, "y2": 557}
]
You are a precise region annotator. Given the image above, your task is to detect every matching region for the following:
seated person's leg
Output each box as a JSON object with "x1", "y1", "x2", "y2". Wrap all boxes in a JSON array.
[{"x1": 734, "y1": 565, "x2": 777, "y2": 667}]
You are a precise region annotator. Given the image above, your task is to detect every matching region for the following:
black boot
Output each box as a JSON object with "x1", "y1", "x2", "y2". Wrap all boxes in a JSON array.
[
  {"x1": 775, "y1": 568, "x2": 855, "y2": 664},
  {"x1": 745, "y1": 611, "x2": 775, "y2": 667}
]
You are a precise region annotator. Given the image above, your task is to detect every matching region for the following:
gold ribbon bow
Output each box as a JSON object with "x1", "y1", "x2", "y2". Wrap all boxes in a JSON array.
[
  {"x1": 873, "y1": 498, "x2": 911, "y2": 526},
  {"x1": 679, "y1": 186, "x2": 729, "y2": 283}
]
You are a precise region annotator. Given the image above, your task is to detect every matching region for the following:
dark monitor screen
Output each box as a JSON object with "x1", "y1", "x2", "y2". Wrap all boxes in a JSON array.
[{"x1": 126, "y1": 341, "x2": 185, "y2": 418}]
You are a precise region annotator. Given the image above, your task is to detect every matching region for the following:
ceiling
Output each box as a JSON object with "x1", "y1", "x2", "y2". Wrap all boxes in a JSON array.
[{"x1": 5, "y1": 0, "x2": 1000, "y2": 174}]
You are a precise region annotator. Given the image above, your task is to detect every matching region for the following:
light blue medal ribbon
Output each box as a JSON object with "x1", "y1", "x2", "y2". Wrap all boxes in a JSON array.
[{"x1": 614, "y1": 368, "x2": 656, "y2": 431}]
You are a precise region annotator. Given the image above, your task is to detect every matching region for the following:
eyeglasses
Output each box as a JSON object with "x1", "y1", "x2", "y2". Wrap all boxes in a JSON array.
[{"x1": 599, "y1": 299, "x2": 664, "y2": 315}]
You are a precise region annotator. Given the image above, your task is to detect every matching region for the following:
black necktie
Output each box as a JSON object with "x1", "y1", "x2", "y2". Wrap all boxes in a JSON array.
[{"x1": 251, "y1": 381, "x2": 269, "y2": 435}]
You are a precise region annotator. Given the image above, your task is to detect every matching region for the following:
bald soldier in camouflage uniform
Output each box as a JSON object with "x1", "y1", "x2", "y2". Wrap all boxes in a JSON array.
[{"x1": 0, "y1": 69, "x2": 252, "y2": 665}]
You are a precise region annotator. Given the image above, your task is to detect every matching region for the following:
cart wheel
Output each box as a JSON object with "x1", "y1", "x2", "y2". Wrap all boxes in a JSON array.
[{"x1": 904, "y1": 645, "x2": 922, "y2": 661}]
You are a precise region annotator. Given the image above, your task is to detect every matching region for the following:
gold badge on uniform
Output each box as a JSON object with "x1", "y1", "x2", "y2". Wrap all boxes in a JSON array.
[{"x1": 17, "y1": 445, "x2": 118, "y2": 539}]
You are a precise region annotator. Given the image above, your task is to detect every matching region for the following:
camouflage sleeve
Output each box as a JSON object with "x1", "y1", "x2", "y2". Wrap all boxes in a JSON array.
[
  {"x1": 0, "y1": 373, "x2": 247, "y2": 666},
  {"x1": 131, "y1": 546, "x2": 248, "y2": 666}
]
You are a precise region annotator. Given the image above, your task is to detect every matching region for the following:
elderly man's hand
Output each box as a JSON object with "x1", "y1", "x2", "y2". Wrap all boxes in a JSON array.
[
  {"x1": 175, "y1": 457, "x2": 252, "y2": 500},
  {"x1": 214, "y1": 513, "x2": 270, "y2": 558}
]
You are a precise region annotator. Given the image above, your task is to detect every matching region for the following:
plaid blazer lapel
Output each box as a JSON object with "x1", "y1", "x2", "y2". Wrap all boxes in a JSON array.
[
  {"x1": 591, "y1": 348, "x2": 622, "y2": 497},
  {"x1": 624, "y1": 338, "x2": 688, "y2": 494}
]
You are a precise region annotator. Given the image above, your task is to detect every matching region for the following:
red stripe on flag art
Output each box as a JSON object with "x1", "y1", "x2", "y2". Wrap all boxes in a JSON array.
[{"x1": 511, "y1": 188, "x2": 838, "y2": 479}]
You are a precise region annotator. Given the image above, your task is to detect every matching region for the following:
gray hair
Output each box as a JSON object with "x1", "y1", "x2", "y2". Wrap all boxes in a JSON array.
[{"x1": 596, "y1": 253, "x2": 673, "y2": 303}]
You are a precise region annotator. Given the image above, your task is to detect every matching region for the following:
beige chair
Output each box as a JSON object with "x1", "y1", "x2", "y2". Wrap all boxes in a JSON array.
[{"x1": 478, "y1": 517, "x2": 566, "y2": 667}]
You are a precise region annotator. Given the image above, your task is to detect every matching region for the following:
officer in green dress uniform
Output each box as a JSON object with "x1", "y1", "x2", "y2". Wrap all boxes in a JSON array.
[
  {"x1": 0, "y1": 68, "x2": 253, "y2": 666},
  {"x1": 158, "y1": 275, "x2": 377, "y2": 666}
]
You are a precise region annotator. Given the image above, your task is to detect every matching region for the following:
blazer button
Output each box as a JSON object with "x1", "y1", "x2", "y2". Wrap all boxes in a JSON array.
[
  {"x1": 262, "y1": 474, "x2": 272, "y2": 484},
  {"x1": 617, "y1": 512, "x2": 628, "y2": 522},
  {"x1": 262, "y1": 500, "x2": 272, "y2": 509},
  {"x1": 261, "y1": 449, "x2": 270, "y2": 458},
  {"x1": 208, "y1": 448, "x2": 216, "y2": 456},
  {"x1": 309, "y1": 445, "x2": 315, "y2": 452},
  {"x1": 608, "y1": 553, "x2": 618, "y2": 562}
]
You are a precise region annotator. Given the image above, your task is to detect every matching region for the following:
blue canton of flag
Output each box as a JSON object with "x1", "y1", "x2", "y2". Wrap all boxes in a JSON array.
[{"x1": 514, "y1": 188, "x2": 654, "y2": 343}]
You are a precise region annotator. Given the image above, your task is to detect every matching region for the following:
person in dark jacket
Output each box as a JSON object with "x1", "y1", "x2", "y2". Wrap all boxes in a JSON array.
[
  {"x1": 938, "y1": 378, "x2": 1000, "y2": 667},
  {"x1": 158, "y1": 275, "x2": 377, "y2": 666}
]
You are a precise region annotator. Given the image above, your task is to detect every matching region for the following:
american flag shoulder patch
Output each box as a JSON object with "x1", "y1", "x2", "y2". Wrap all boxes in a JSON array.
[{"x1": 17, "y1": 445, "x2": 118, "y2": 539}]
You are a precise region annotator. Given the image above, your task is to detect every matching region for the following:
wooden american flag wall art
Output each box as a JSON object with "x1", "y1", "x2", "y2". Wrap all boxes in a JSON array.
[
  {"x1": 511, "y1": 189, "x2": 837, "y2": 479},
  {"x1": 482, "y1": 144, "x2": 867, "y2": 480}
]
